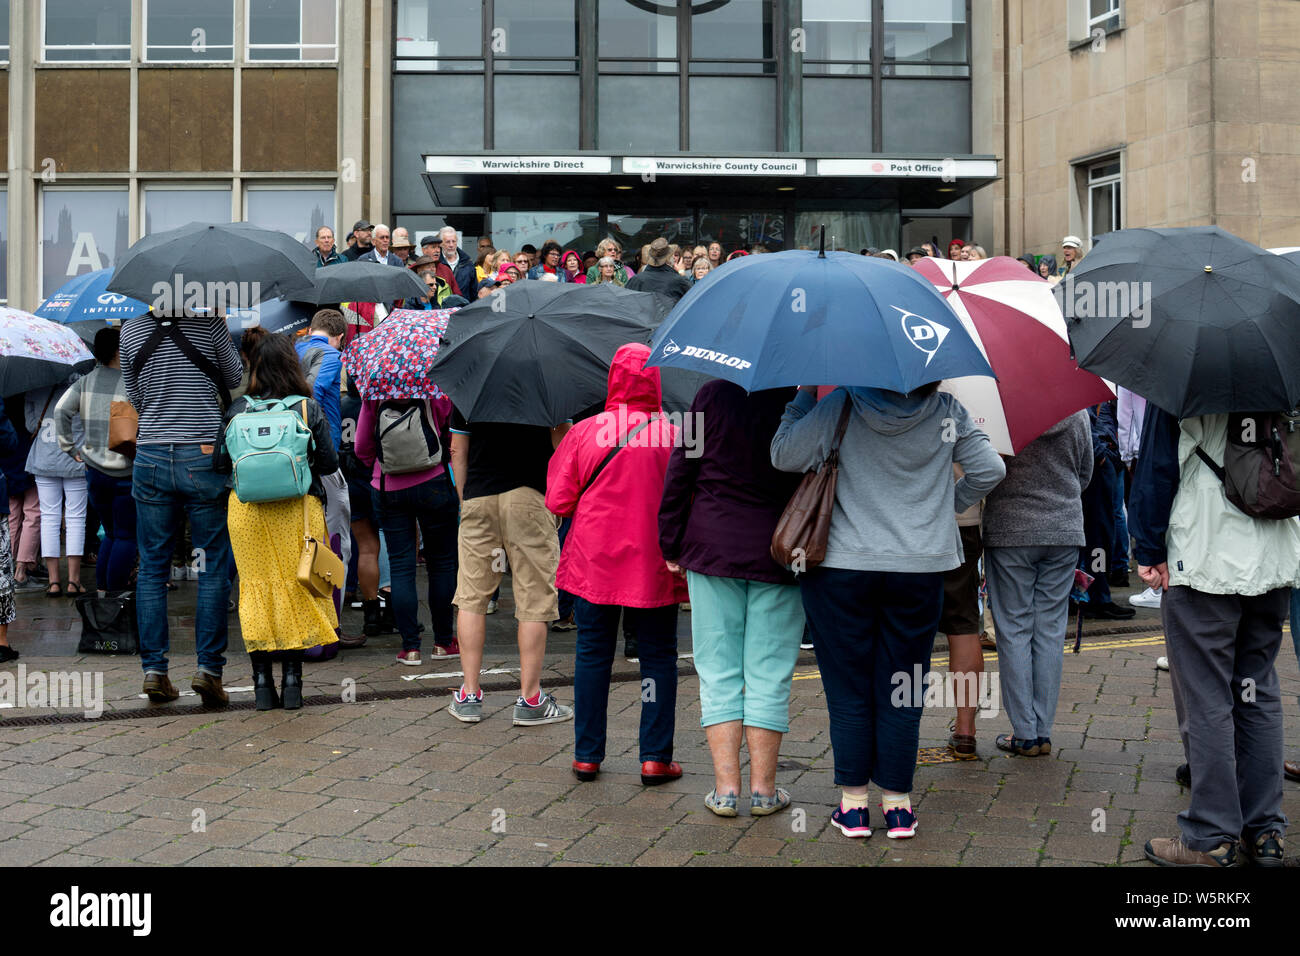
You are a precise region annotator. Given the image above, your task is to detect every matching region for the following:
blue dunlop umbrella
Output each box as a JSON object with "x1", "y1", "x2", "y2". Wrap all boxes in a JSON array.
[
  {"x1": 35, "y1": 268, "x2": 150, "y2": 342},
  {"x1": 646, "y1": 245, "x2": 994, "y2": 392}
]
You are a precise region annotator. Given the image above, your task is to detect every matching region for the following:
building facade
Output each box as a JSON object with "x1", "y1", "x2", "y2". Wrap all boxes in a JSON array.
[
  {"x1": 391, "y1": 0, "x2": 995, "y2": 258},
  {"x1": 2, "y1": 0, "x2": 379, "y2": 313},
  {"x1": 977, "y1": 0, "x2": 1300, "y2": 260}
]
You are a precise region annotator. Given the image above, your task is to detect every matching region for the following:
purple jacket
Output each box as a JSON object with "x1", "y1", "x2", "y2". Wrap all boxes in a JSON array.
[{"x1": 658, "y1": 381, "x2": 802, "y2": 584}]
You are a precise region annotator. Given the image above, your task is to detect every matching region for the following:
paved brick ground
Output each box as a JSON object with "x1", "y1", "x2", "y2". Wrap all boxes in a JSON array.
[{"x1": 1, "y1": 574, "x2": 1297, "y2": 865}]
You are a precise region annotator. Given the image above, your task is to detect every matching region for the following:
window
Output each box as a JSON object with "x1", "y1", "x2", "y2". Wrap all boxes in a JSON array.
[
  {"x1": 395, "y1": 0, "x2": 483, "y2": 71},
  {"x1": 1087, "y1": 157, "x2": 1122, "y2": 248},
  {"x1": 143, "y1": 187, "x2": 234, "y2": 236},
  {"x1": 493, "y1": 0, "x2": 579, "y2": 71},
  {"x1": 802, "y1": 0, "x2": 871, "y2": 75},
  {"x1": 40, "y1": 188, "x2": 130, "y2": 299},
  {"x1": 1089, "y1": 0, "x2": 1121, "y2": 33},
  {"x1": 245, "y1": 186, "x2": 335, "y2": 245},
  {"x1": 247, "y1": 0, "x2": 338, "y2": 61},
  {"x1": 145, "y1": 0, "x2": 235, "y2": 62},
  {"x1": 691, "y1": 0, "x2": 775, "y2": 73},
  {"x1": 488, "y1": 212, "x2": 600, "y2": 258},
  {"x1": 0, "y1": 4, "x2": 10, "y2": 63},
  {"x1": 598, "y1": 0, "x2": 676, "y2": 72},
  {"x1": 0, "y1": 189, "x2": 8, "y2": 305},
  {"x1": 43, "y1": 0, "x2": 132, "y2": 62},
  {"x1": 883, "y1": 0, "x2": 968, "y2": 76}
]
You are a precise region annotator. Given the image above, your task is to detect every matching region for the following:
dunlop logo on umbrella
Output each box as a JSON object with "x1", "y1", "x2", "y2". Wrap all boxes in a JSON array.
[
  {"x1": 895, "y1": 306, "x2": 950, "y2": 365},
  {"x1": 679, "y1": 345, "x2": 753, "y2": 370}
]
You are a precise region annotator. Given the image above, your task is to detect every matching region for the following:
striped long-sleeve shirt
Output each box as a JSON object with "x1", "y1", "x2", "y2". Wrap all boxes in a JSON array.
[{"x1": 120, "y1": 315, "x2": 244, "y2": 445}]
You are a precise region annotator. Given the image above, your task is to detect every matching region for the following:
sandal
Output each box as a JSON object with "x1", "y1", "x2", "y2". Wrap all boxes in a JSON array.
[
  {"x1": 45, "y1": 583, "x2": 63, "y2": 598},
  {"x1": 750, "y1": 788, "x2": 791, "y2": 816},
  {"x1": 995, "y1": 734, "x2": 1042, "y2": 756},
  {"x1": 704, "y1": 789, "x2": 739, "y2": 818},
  {"x1": 65, "y1": 582, "x2": 86, "y2": 597},
  {"x1": 948, "y1": 732, "x2": 979, "y2": 760}
]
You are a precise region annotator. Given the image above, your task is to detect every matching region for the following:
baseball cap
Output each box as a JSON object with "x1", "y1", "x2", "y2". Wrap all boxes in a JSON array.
[{"x1": 352, "y1": 219, "x2": 373, "y2": 233}]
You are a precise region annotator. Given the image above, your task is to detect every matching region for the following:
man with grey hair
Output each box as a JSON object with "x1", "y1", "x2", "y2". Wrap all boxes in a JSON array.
[
  {"x1": 438, "y1": 226, "x2": 478, "y2": 300},
  {"x1": 360, "y1": 224, "x2": 402, "y2": 267}
]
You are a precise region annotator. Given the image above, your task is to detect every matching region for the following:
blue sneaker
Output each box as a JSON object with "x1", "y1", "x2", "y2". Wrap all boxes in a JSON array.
[
  {"x1": 830, "y1": 803, "x2": 872, "y2": 838},
  {"x1": 882, "y1": 804, "x2": 918, "y2": 839}
]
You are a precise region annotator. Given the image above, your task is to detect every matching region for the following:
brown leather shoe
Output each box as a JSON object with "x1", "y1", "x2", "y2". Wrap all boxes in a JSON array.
[
  {"x1": 336, "y1": 629, "x2": 367, "y2": 649},
  {"x1": 1144, "y1": 836, "x2": 1238, "y2": 867},
  {"x1": 142, "y1": 672, "x2": 180, "y2": 703},
  {"x1": 191, "y1": 672, "x2": 229, "y2": 707},
  {"x1": 1284, "y1": 760, "x2": 1300, "y2": 783}
]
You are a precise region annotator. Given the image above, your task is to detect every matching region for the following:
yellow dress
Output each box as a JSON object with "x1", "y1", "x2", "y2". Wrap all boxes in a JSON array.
[{"x1": 228, "y1": 494, "x2": 339, "y2": 652}]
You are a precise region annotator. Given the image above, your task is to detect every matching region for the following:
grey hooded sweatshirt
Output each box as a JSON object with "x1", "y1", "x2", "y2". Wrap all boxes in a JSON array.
[{"x1": 771, "y1": 386, "x2": 1005, "y2": 573}]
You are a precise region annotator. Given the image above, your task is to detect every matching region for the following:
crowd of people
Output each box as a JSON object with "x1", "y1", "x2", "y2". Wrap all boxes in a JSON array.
[{"x1": 0, "y1": 218, "x2": 1294, "y2": 869}]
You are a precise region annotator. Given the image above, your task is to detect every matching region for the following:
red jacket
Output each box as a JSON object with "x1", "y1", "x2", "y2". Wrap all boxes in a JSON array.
[{"x1": 546, "y1": 343, "x2": 688, "y2": 608}]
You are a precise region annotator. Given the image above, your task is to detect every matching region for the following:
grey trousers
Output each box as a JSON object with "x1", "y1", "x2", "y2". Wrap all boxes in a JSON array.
[
  {"x1": 322, "y1": 469, "x2": 352, "y2": 571},
  {"x1": 1163, "y1": 585, "x2": 1289, "y2": 850},
  {"x1": 984, "y1": 545, "x2": 1077, "y2": 741}
]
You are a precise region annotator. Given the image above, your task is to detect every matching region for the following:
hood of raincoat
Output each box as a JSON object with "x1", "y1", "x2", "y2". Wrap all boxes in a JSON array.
[
  {"x1": 605, "y1": 342, "x2": 662, "y2": 414},
  {"x1": 844, "y1": 385, "x2": 943, "y2": 436}
]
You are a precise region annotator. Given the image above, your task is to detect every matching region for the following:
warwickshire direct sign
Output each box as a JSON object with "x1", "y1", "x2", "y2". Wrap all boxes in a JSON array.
[{"x1": 425, "y1": 156, "x2": 613, "y2": 174}]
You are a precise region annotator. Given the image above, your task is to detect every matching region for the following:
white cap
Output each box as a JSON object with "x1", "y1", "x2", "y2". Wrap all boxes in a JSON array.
[
  {"x1": 880, "y1": 249, "x2": 899, "y2": 261},
  {"x1": 1062, "y1": 235, "x2": 1083, "y2": 249}
]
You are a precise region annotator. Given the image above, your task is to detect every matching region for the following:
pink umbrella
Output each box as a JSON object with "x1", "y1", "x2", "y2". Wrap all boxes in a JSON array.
[{"x1": 911, "y1": 256, "x2": 1114, "y2": 454}]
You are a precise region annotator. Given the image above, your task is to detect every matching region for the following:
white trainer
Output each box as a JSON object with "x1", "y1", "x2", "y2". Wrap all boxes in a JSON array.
[{"x1": 1129, "y1": 586, "x2": 1162, "y2": 609}]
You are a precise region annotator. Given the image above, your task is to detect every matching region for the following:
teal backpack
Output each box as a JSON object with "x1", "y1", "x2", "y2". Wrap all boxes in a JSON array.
[{"x1": 225, "y1": 395, "x2": 314, "y2": 504}]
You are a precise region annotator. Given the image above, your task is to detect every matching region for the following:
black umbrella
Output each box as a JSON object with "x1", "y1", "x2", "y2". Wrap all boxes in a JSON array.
[
  {"x1": 107, "y1": 221, "x2": 316, "y2": 313},
  {"x1": 429, "y1": 280, "x2": 665, "y2": 425},
  {"x1": 1060, "y1": 226, "x2": 1300, "y2": 416},
  {"x1": 308, "y1": 260, "x2": 427, "y2": 305}
]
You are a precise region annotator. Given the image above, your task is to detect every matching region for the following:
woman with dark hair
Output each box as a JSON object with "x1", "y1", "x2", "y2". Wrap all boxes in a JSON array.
[
  {"x1": 213, "y1": 333, "x2": 339, "y2": 709},
  {"x1": 527, "y1": 241, "x2": 569, "y2": 281},
  {"x1": 53, "y1": 327, "x2": 136, "y2": 593},
  {"x1": 771, "y1": 382, "x2": 1004, "y2": 839}
]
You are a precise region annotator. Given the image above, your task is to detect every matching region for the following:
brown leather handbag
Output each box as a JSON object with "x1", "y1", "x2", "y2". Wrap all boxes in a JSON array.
[
  {"x1": 297, "y1": 494, "x2": 346, "y2": 599},
  {"x1": 109, "y1": 401, "x2": 139, "y2": 458},
  {"x1": 770, "y1": 395, "x2": 854, "y2": 572}
]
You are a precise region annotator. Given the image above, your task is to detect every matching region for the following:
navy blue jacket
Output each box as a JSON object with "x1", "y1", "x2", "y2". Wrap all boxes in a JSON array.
[
  {"x1": 1128, "y1": 404, "x2": 1181, "y2": 567},
  {"x1": 0, "y1": 403, "x2": 21, "y2": 517},
  {"x1": 1089, "y1": 400, "x2": 1120, "y2": 467},
  {"x1": 441, "y1": 251, "x2": 478, "y2": 302}
]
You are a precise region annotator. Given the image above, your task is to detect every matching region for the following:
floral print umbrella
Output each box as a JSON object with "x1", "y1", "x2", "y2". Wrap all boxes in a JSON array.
[
  {"x1": 341, "y1": 308, "x2": 455, "y2": 400},
  {"x1": 0, "y1": 306, "x2": 96, "y2": 397}
]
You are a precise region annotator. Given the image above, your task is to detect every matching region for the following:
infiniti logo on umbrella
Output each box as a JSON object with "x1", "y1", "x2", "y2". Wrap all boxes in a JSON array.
[
  {"x1": 97, "y1": 292, "x2": 128, "y2": 305},
  {"x1": 894, "y1": 307, "x2": 949, "y2": 366}
]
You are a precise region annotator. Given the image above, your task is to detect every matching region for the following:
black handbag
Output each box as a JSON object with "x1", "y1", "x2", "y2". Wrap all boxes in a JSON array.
[{"x1": 76, "y1": 591, "x2": 140, "y2": 655}]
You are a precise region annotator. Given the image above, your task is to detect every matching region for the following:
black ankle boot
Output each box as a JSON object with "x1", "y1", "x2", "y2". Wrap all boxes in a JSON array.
[
  {"x1": 281, "y1": 657, "x2": 303, "y2": 710},
  {"x1": 379, "y1": 592, "x2": 397, "y2": 634},
  {"x1": 251, "y1": 656, "x2": 279, "y2": 711},
  {"x1": 362, "y1": 599, "x2": 382, "y2": 637}
]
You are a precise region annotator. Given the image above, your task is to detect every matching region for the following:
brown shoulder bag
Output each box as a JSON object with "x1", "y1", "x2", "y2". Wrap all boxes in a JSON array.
[{"x1": 770, "y1": 394, "x2": 854, "y2": 573}]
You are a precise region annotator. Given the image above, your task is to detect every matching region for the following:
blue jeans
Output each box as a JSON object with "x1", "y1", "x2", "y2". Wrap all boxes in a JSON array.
[
  {"x1": 1080, "y1": 456, "x2": 1119, "y2": 604},
  {"x1": 557, "y1": 517, "x2": 574, "y2": 619},
  {"x1": 133, "y1": 444, "x2": 232, "y2": 677},
  {"x1": 374, "y1": 473, "x2": 459, "y2": 650},
  {"x1": 574, "y1": 598, "x2": 678, "y2": 764},
  {"x1": 800, "y1": 566, "x2": 943, "y2": 793},
  {"x1": 87, "y1": 466, "x2": 136, "y2": 592},
  {"x1": 1112, "y1": 462, "x2": 1129, "y2": 571}
]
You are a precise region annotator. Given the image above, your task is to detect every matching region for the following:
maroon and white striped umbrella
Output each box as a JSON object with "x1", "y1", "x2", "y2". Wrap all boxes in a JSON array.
[{"x1": 912, "y1": 256, "x2": 1114, "y2": 454}]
